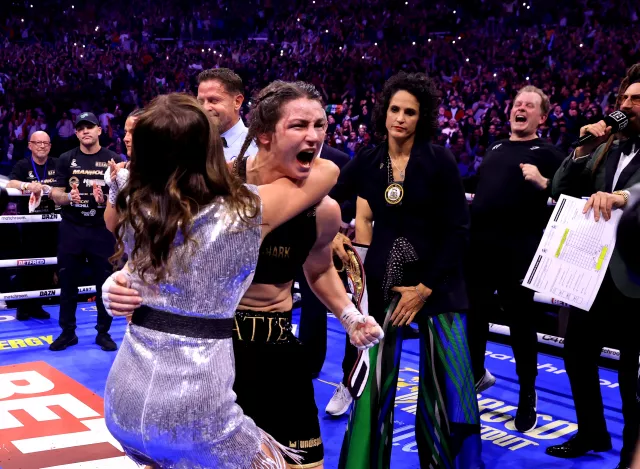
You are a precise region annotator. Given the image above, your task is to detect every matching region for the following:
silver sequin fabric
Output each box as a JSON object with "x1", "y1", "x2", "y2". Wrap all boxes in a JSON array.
[{"x1": 104, "y1": 184, "x2": 274, "y2": 468}]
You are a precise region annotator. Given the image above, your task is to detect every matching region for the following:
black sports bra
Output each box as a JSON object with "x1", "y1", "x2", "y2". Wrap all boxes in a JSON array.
[{"x1": 234, "y1": 156, "x2": 317, "y2": 284}]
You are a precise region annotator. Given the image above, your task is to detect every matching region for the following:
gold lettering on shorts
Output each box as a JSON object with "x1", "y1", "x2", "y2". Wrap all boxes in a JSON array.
[
  {"x1": 247, "y1": 316, "x2": 265, "y2": 342},
  {"x1": 277, "y1": 317, "x2": 288, "y2": 341},
  {"x1": 233, "y1": 316, "x2": 243, "y2": 341},
  {"x1": 289, "y1": 437, "x2": 323, "y2": 449},
  {"x1": 266, "y1": 316, "x2": 275, "y2": 342}
]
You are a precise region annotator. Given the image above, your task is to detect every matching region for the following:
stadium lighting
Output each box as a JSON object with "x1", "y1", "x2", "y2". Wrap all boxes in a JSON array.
[
  {"x1": 493, "y1": 73, "x2": 497, "y2": 77},
  {"x1": 579, "y1": 43, "x2": 583, "y2": 47},
  {"x1": 453, "y1": 10, "x2": 456, "y2": 14},
  {"x1": 325, "y1": 29, "x2": 328, "y2": 33},
  {"x1": 374, "y1": 42, "x2": 378, "y2": 46},
  {"x1": 30, "y1": 4, "x2": 33, "y2": 7},
  {"x1": 526, "y1": 76, "x2": 530, "y2": 80},
  {"x1": 466, "y1": 58, "x2": 469, "y2": 62},
  {"x1": 452, "y1": 40, "x2": 456, "y2": 44},
  {"x1": 80, "y1": 54, "x2": 83, "y2": 58},
  {"x1": 82, "y1": 44, "x2": 85, "y2": 48},
  {"x1": 202, "y1": 49, "x2": 205, "y2": 52},
  {"x1": 297, "y1": 18, "x2": 300, "y2": 22},
  {"x1": 527, "y1": 5, "x2": 530, "y2": 9},
  {"x1": 412, "y1": 41, "x2": 416, "y2": 45},
  {"x1": 428, "y1": 38, "x2": 431, "y2": 42},
  {"x1": 95, "y1": 26, "x2": 99, "y2": 31},
  {"x1": 71, "y1": 5, "x2": 74, "y2": 8},
  {"x1": 21, "y1": 19, "x2": 24, "y2": 22},
  {"x1": 458, "y1": 36, "x2": 461, "y2": 40},
  {"x1": 74, "y1": 42, "x2": 77, "y2": 46}
]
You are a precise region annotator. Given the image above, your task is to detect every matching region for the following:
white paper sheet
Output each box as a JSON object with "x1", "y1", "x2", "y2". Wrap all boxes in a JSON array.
[{"x1": 523, "y1": 194, "x2": 622, "y2": 311}]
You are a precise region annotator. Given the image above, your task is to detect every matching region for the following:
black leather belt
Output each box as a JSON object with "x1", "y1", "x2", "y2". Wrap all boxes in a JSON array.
[{"x1": 132, "y1": 305, "x2": 234, "y2": 339}]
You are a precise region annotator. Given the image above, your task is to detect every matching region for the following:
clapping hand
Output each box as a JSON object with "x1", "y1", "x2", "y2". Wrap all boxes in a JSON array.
[
  {"x1": 92, "y1": 181, "x2": 104, "y2": 204},
  {"x1": 69, "y1": 182, "x2": 82, "y2": 204}
]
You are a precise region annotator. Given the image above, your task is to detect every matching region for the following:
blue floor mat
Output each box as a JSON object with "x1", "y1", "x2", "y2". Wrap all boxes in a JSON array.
[{"x1": 0, "y1": 304, "x2": 623, "y2": 468}]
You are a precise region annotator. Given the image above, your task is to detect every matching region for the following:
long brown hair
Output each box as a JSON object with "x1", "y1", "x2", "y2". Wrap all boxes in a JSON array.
[
  {"x1": 592, "y1": 63, "x2": 640, "y2": 174},
  {"x1": 111, "y1": 93, "x2": 260, "y2": 283}
]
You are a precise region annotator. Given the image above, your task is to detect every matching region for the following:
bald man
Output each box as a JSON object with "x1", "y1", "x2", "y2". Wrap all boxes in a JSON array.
[{"x1": 7, "y1": 130, "x2": 58, "y2": 320}]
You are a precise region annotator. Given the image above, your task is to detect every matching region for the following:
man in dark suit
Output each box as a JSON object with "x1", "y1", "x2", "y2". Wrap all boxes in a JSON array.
[
  {"x1": 546, "y1": 65, "x2": 640, "y2": 469},
  {"x1": 617, "y1": 183, "x2": 640, "y2": 282},
  {"x1": 298, "y1": 143, "x2": 351, "y2": 384}
]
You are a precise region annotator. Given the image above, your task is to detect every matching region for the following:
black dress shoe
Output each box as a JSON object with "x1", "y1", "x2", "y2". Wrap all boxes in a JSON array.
[
  {"x1": 96, "y1": 333, "x2": 117, "y2": 351},
  {"x1": 49, "y1": 332, "x2": 79, "y2": 351},
  {"x1": 16, "y1": 308, "x2": 30, "y2": 321},
  {"x1": 515, "y1": 387, "x2": 537, "y2": 433},
  {"x1": 546, "y1": 433, "x2": 612, "y2": 458},
  {"x1": 29, "y1": 306, "x2": 51, "y2": 320}
]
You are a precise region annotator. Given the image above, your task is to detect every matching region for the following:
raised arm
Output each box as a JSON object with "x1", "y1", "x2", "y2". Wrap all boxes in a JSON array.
[{"x1": 258, "y1": 157, "x2": 339, "y2": 240}]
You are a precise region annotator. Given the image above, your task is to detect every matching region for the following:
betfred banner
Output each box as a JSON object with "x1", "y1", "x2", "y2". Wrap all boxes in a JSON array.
[{"x1": 0, "y1": 361, "x2": 139, "y2": 468}]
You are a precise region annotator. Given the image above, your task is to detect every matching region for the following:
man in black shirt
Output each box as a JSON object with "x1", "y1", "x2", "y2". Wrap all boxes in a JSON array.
[
  {"x1": 7, "y1": 131, "x2": 58, "y2": 320},
  {"x1": 49, "y1": 112, "x2": 122, "y2": 352},
  {"x1": 466, "y1": 86, "x2": 565, "y2": 433}
]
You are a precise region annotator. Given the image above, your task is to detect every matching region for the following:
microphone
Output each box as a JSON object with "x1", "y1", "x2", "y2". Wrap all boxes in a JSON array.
[{"x1": 572, "y1": 111, "x2": 629, "y2": 147}]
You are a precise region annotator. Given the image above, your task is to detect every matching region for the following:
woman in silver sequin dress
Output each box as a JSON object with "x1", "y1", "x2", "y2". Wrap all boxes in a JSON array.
[{"x1": 102, "y1": 93, "x2": 338, "y2": 469}]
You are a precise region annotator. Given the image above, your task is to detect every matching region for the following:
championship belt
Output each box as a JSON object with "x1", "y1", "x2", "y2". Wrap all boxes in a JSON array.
[{"x1": 337, "y1": 243, "x2": 372, "y2": 400}]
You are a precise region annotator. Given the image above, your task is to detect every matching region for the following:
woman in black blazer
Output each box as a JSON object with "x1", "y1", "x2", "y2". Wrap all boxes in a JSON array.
[{"x1": 335, "y1": 73, "x2": 483, "y2": 469}]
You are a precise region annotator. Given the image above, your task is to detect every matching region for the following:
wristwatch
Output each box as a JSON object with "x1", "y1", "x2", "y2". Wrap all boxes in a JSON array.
[
  {"x1": 21, "y1": 182, "x2": 29, "y2": 192},
  {"x1": 613, "y1": 190, "x2": 630, "y2": 206}
]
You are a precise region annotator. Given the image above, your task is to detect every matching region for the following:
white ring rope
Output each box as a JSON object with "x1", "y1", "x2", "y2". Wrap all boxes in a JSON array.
[
  {"x1": 0, "y1": 213, "x2": 61, "y2": 224},
  {"x1": 0, "y1": 257, "x2": 58, "y2": 268},
  {"x1": 465, "y1": 193, "x2": 555, "y2": 206},
  {"x1": 488, "y1": 323, "x2": 621, "y2": 361},
  {"x1": 0, "y1": 286, "x2": 96, "y2": 301},
  {"x1": 2, "y1": 187, "x2": 48, "y2": 197}
]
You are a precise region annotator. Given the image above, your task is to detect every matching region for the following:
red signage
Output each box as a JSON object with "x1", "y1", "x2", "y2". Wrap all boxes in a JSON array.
[{"x1": 0, "y1": 361, "x2": 138, "y2": 468}]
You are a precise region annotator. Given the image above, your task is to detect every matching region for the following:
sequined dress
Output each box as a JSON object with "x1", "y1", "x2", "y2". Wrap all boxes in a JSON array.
[{"x1": 104, "y1": 186, "x2": 291, "y2": 468}]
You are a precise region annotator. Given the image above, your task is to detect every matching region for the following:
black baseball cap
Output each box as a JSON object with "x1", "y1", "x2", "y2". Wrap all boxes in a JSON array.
[{"x1": 75, "y1": 112, "x2": 99, "y2": 128}]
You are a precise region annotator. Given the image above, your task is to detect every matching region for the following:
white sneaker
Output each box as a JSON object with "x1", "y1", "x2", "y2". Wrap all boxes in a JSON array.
[
  {"x1": 325, "y1": 383, "x2": 353, "y2": 416},
  {"x1": 0, "y1": 300, "x2": 7, "y2": 310},
  {"x1": 475, "y1": 369, "x2": 496, "y2": 393}
]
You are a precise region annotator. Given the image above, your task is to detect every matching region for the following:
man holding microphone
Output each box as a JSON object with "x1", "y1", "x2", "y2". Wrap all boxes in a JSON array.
[
  {"x1": 49, "y1": 112, "x2": 122, "y2": 352},
  {"x1": 546, "y1": 65, "x2": 640, "y2": 469}
]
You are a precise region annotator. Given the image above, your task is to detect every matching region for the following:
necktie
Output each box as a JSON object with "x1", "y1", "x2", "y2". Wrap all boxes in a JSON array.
[{"x1": 222, "y1": 137, "x2": 228, "y2": 148}]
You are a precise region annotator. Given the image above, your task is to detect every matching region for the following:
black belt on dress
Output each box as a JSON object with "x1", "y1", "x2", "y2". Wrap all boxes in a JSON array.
[{"x1": 132, "y1": 305, "x2": 234, "y2": 339}]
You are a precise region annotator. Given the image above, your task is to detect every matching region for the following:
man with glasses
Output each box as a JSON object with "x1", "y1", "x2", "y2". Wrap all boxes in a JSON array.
[
  {"x1": 7, "y1": 131, "x2": 57, "y2": 320},
  {"x1": 547, "y1": 65, "x2": 640, "y2": 469},
  {"x1": 49, "y1": 112, "x2": 122, "y2": 352}
]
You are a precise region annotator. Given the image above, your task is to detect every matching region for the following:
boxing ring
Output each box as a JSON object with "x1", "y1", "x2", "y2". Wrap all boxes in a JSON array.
[
  {"x1": 0, "y1": 183, "x2": 624, "y2": 469},
  {"x1": 0, "y1": 185, "x2": 622, "y2": 357}
]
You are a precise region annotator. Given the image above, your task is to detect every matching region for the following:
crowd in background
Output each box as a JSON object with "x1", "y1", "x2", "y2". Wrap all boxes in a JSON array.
[{"x1": 1, "y1": 0, "x2": 640, "y2": 176}]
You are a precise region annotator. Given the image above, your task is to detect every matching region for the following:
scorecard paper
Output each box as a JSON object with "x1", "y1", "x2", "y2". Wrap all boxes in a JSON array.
[{"x1": 523, "y1": 194, "x2": 622, "y2": 311}]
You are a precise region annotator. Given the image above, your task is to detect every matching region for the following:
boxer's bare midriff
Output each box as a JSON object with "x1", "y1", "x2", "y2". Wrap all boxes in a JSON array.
[{"x1": 237, "y1": 281, "x2": 294, "y2": 312}]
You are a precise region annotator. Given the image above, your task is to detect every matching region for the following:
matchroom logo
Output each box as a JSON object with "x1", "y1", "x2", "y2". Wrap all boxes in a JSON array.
[{"x1": 0, "y1": 362, "x2": 139, "y2": 468}]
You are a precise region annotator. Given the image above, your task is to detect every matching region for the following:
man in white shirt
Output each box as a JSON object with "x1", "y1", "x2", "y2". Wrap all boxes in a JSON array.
[{"x1": 196, "y1": 68, "x2": 258, "y2": 162}]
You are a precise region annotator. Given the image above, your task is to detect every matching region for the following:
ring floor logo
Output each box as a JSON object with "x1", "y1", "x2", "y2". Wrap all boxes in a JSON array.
[
  {"x1": 386, "y1": 344, "x2": 622, "y2": 466},
  {"x1": 390, "y1": 366, "x2": 578, "y2": 455},
  {"x1": 0, "y1": 361, "x2": 140, "y2": 468}
]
